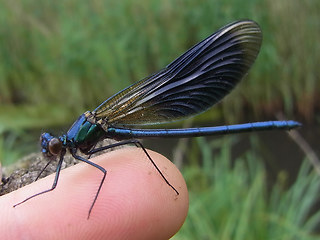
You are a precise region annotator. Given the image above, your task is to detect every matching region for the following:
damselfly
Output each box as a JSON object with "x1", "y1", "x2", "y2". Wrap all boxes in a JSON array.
[{"x1": 14, "y1": 20, "x2": 301, "y2": 219}]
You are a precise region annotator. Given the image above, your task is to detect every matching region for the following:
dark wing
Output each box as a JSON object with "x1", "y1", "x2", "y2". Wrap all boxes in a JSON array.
[{"x1": 93, "y1": 20, "x2": 262, "y2": 126}]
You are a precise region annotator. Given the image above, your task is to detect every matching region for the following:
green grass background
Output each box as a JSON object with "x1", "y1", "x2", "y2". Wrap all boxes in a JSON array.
[
  {"x1": 0, "y1": 0, "x2": 318, "y2": 128},
  {"x1": 173, "y1": 138, "x2": 320, "y2": 240},
  {"x1": 0, "y1": 0, "x2": 319, "y2": 238}
]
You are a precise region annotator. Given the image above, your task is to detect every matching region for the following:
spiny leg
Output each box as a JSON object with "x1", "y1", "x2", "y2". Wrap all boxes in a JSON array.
[
  {"x1": 35, "y1": 157, "x2": 55, "y2": 181},
  {"x1": 87, "y1": 142, "x2": 99, "y2": 159},
  {"x1": 88, "y1": 139, "x2": 179, "y2": 195},
  {"x1": 13, "y1": 150, "x2": 66, "y2": 208},
  {"x1": 71, "y1": 150, "x2": 106, "y2": 220}
]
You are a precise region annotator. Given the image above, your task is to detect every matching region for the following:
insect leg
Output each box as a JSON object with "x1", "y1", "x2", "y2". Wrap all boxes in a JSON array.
[
  {"x1": 35, "y1": 158, "x2": 55, "y2": 181},
  {"x1": 70, "y1": 150, "x2": 106, "y2": 220},
  {"x1": 87, "y1": 139, "x2": 179, "y2": 195},
  {"x1": 13, "y1": 149, "x2": 66, "y2": 208}
]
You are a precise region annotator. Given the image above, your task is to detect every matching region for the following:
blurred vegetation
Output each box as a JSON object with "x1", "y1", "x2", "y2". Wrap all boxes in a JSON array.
[
  {"x1": 0, "y1": 0, "x2": 319, "y2": 238},
  {"x1": 0, "y1": 0, "x2": 319, "y2": 162},
  {"x1": 173, "y1": 138, "x2": 320, "y2": 239},
  {"x1": 0, "y1": 0, "x2": 319, "y2": 124}
]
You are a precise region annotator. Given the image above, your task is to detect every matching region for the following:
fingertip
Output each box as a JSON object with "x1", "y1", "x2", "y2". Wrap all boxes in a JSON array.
[
  {"x1": 87, "y1": 148, "x2": 189, "y2": 239},
  {"x1": 4, "y1": 148, "x2": 188, "y2": 239}
]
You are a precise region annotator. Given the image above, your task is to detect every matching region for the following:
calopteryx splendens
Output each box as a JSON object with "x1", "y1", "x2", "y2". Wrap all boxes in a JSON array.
[{"x1": 13, "y1": 20, "x2": 301, "y2": 219}]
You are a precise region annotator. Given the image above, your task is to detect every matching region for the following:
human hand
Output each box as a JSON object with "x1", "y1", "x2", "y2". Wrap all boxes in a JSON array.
[{"x1": 0, "y1": 148, "x2": 188, "y2": 239}]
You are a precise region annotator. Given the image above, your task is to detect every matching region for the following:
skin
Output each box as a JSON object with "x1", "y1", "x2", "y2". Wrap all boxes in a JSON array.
[{"x1": 0, "y1": 148, "x2": 189, "y2": 240}]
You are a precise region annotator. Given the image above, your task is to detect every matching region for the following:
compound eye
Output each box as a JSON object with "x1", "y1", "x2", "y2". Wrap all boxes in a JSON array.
[{"x1": 48, "y1": 138, "x2": 62, "y2": 155}]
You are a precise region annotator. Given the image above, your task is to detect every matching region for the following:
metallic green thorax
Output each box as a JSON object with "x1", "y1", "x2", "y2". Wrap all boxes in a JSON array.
[{"x1": 65, "y1": 113, "x2": 106, "y2": 153}]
